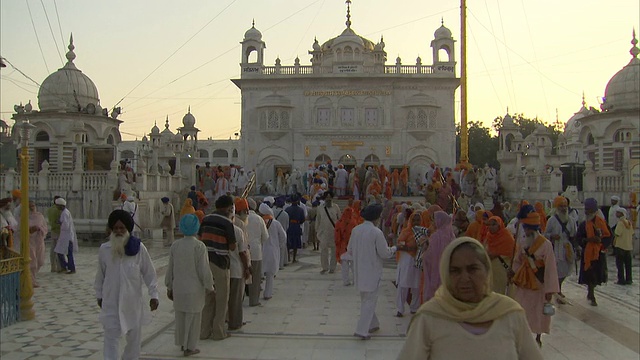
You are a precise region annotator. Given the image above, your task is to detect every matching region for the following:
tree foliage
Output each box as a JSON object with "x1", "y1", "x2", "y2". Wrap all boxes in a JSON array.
[
  {"x1": 456, "y1": 121, "x2": 500, "y2": 169},
  {"x1": 455, "y1": 113, "x2": 563, "y2": 168}
]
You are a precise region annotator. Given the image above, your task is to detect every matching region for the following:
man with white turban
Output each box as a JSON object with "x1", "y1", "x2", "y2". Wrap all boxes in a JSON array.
[
  {"x1": 95, "y1": 209, "x2": 159, "y2": 360},
  {"x1": 53, "y1": 198, "x2": 78, "y2": 274}
]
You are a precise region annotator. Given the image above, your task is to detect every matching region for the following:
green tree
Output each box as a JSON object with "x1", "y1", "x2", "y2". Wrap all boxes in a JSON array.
[
  {"x1": 456, "y1": 121, "x2": 500, "y2": 169},
  {"x1": 492, "y1": 113, "x2": 563, "y2": 154}
]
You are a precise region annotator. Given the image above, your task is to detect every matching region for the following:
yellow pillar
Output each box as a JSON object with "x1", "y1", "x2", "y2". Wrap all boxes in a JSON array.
[
  {"x1": 459, "y1": 0, "x2": 469, "y2": 165},
  {"x1": 19, "y1": 145, "x2": 35, "y2": 320}
]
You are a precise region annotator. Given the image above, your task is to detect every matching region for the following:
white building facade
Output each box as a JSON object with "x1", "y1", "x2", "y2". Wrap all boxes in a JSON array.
[
  {"x1": 233, "y1": 13, "x2": 460, "y2": 185},
  {"x1": 498, "y1": 31, "x2": 640, "y2": 206}
]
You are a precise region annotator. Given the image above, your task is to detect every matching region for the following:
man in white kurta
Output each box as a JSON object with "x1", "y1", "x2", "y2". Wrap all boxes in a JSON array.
[
  {"x1": 95, "y1": 210, "x2": 159, "y2": 360},
  {"x1": 166, "y1": 214, "x2": 214, "y2": 356},
  {"x1": 259, "y1": 204, "x2": 286, "y2": 300},
  {"x1": 347, "y1": 204, "x2": 397, "y2": 339},
  {"x1": 334, "y1": 165, "x2": 349, "y2": 196},
  {"x1": 315, "y1": 191, "x2": 341, "y2": 274},
  {"x1": 122, "y1": 196, "x2": 141, "y2": 239},
  {"x1": 53, "y1": 198, "x2": 78, "y2": 273},
  {"x1": 273, "y1": 199, "x2": 290, "y2": 268},
  {"x1": 245, "y1": 198, "x2": 269, "y2": 306}
]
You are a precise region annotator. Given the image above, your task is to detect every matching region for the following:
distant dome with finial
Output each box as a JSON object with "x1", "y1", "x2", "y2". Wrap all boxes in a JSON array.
[
  {"x1": 182, "y1": 106, "x2": 196, "y2": 127},
  {"x1": 312, "y1": 37, "x2": 321, "y2": 51},
  {"x1": 321, "y1": 0, "x2": 374, "y2": 52},
  {"x1": 244, "y1": 19, "x2": 263, "y2": 41},
  {"x1": 38, "y1": 34, "x2": 100, "y2": 112},
  {"x1": 434, "y1": 19, "x2": 453, "y2": 39},
  {"x1": 601, "y1": 30, "x2": 640, "y2": 111},
  {"x1": 161, "y1": 116, "x2": 174, "y2": 137},
  {"x1": 151, "y1": 121, "x2": 160, "y2": 135}
]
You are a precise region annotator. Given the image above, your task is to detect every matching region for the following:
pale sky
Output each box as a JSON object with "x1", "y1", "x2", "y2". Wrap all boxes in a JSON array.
[{"x1": 1, "y1": 0, "x2": 638, "y2": 140}]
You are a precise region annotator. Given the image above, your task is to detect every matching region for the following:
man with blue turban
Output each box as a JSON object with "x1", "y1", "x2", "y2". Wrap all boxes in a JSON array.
[{"x1": 166, "y1": 214, "x2": 214, "y2": 357}]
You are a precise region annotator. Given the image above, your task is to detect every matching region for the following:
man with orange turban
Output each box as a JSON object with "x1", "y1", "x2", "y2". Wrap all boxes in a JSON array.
[
  {"x1": 512, "y1": 211, "x2": 559, "y2": 347},
  {"x1": 576, "y1": 198, "x2": 611, "y2": 307},
  {"x1": 544, "y1": 196, "x2": 576, "y2": 304}
]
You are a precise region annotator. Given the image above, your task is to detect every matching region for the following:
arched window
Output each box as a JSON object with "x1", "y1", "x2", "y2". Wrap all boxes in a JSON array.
[
  {"x1": 212, "y1": 149, "x2": 228, "y2": 158},
  {"x1": 438, "y1": 46, "x2": 451, "y2": 62},
  {"x1": 364, "y1": 154, "x2": 380, "y2": 165},
  {"x1": 614, "y1": 130, "x2": 622, "y2": 142},
  {"x1": 199, "y1": 149, "x2": 209, "y2": 158},
  {"x1": 107, "y1": 134, "x2": 114, "y2": 145},
  {"x1": 315, "y1": 154, "x2": 331, "y2": 166},
  {"x1": 505, "y1": 133, "x2": 515, "y2": 151},
  {"x1": 120, "y1": 150, "x2": 135, "y2": 162},
  {"x1": 232, "y1": 149, "x2": 238, "y2": 158},
  {"x1": 246, "y1": 47, "x2": 258, "y2": 63},
  {"x1": 587, "y1": 133, "x2": 595, "y2": 145},
  {"x1": 35, "y1": 131, "x2": 49, "y2": 142}
]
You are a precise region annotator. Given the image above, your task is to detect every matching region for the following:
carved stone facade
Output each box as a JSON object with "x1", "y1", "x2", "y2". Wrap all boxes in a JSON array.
[{"x1": 233, "y1": 15, "x2": 459, "y2": 184}]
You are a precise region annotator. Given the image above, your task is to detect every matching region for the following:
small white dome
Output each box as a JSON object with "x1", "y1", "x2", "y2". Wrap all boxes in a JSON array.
[
  {"x1": 244, "y1": 22, "x2": 262, "y2": 41},
  {"x1": 434, "y1": 24, "x2": 452, "y2": 39},
  {"x1": 182, "y1": 108, "x2": 196, "y2": 127},
  {"x1": 150, "y1": 124, "x2": 160, "y2": 135}
]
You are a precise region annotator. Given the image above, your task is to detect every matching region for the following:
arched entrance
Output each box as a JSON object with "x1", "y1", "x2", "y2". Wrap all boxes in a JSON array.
[
  {"x1": 363, "y1": 153, "x2": 380, "y2": 167},
  {"x1": 314, "y1": 153, "x2": 331, "y2": 167},
  {"x1": 338, "y1": 154, "x2": 357, "y2": 172}
]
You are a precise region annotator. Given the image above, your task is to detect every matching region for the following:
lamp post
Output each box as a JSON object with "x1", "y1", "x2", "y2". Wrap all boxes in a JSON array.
[{"x1": 18, "y1": 118, "x2": 35, "y2": 320}]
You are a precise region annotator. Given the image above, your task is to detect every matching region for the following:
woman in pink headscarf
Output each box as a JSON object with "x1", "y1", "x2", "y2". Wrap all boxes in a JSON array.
[
  {"x1": 422, "y1": 211, "x2": 456, "y2": 303},
  {"x1": 28, "y1": 200, "x2": 48, "y2": 287}
]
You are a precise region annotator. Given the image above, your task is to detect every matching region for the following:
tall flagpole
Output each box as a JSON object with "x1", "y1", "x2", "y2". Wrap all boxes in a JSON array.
[{"x1": 459, "y1": 0, "x2": 469, "y2": 164}]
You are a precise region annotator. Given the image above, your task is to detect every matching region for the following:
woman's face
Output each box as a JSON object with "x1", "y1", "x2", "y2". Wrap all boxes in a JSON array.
[{"x1": 449, "y1": 246, "x2": 488, "y2": 303}]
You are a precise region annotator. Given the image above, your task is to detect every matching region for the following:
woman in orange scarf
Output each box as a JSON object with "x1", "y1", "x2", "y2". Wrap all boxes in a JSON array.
[
  {"x1": 485, "y1": 216, "x2": 516, "y2": 295},
  {"x1": 335, "y1": 207, "x2": 358, "y2": 264},
  {"x1": 534, "y1": 202, "x2": 547, "y2": 232},
  {"x1": 465, "y1": 210, "x2": 485, "y2": 240},
  {"x1": 395, "y1": 212, "x2": 423, "y2": 316},
  {"x1": 577, "y1": 198, "x2": 611, "y2": 306}
]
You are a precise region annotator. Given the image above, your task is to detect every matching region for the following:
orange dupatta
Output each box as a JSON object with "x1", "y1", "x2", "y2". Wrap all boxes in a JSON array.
[
  {"x1": 512, "y1": 235, "x2": 546, "y2": 290},
  {"x1": 583, "y1": 216, "x2": 610, "y2": 271}
]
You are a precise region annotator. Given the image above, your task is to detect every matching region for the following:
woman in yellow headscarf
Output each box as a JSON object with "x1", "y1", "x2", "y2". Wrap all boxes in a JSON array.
[{"x1": 398, "y1": 237, "x2": 542, "y2": 360}]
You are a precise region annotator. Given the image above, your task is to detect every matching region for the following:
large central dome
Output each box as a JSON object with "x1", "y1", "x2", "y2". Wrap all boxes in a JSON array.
[
  {"x1": 38, "y1": 35, "x2": 100, "y2": 113},
  {"x1": 601, "y1": 32, "x2": 639, "y2": 112}
]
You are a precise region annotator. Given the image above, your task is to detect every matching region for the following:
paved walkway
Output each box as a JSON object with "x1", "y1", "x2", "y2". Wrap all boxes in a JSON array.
[{"x1": 1, "y1": 238, "x2": 639, "y2": 360}]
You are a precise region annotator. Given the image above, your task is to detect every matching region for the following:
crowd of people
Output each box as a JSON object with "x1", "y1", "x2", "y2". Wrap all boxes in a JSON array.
[{"x1": 1, "y1": 157, "x2": 639, "y2": 359}]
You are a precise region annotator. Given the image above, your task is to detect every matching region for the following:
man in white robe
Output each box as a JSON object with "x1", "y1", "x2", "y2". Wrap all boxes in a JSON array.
[
  {"x1": 95, "y1": 210, "x2": 159, "y2": 360},
  {"x1": 273, "y1": 198, "x2": 290, "y2": 268},
  {"x1": 334, "y1": 164, "x2": 349, "y2": 197},
  {"x1": 259, "y1": 204, "x2": 286, "y2": 300},
  {"x1": 166, "y1": 214, "x2": 214, "y2": 356},
  {"x1": 347, "y1": 204, "x2": 397, "y2": 339},
  {"x1": 53, "y1": 198, "x2": 78, "y2": 273},
  {"x1": 122, "y1": 195, "x2": 141, "y2": 239},
  {"x1": 245, "y1": 198, "x2": 269, "y2": 306},
  {"x1": 315, "y1": 191, "x2": 341, "y2": 274}
]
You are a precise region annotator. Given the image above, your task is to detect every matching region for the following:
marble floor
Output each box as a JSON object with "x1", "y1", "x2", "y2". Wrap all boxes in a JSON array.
[{"x1": 1, "y1": 237, "x2": 638, "y2": 360}]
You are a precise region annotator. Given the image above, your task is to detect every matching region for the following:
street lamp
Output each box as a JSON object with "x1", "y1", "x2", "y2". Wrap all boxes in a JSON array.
[{"x1": 18, "y1": 118, "x2": 35, "y2": 320}]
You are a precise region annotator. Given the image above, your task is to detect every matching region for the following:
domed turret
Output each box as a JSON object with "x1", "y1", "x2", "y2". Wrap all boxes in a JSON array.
[
  {"x1": 38, "y1": 34, "x2": 100, "y2": 112},
  {"x1": 601, "y1": 30, "x2": 640, "y2": 111},
  {"x1": 434, "y1": 22, "x2": 453, "y2": 39},
  {"x1": 151, "y1": 122, "x2": 160, "y2": 135},
  {"x1": 244, "y1": 20, "x2": 263, "y2": 41},
  {"x1": 182, "y1": 106, "x2": 196, "y2": 127}
]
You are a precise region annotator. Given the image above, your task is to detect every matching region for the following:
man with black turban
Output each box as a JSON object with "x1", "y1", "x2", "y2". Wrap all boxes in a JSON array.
[
  {"x1": 347, "y1": 203, "x2": 397, "y2": 340},
  {"x1": 94, "y1": 209, "x2": 159, "y2": 360}
]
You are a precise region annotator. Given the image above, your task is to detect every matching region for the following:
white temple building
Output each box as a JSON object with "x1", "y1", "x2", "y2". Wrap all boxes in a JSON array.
[
  {"x1": 498, "y1": 31, "x2": 640, "y2": 206},
  {"x1": 232, "y1": 5, "x2": 460, "y2": 185}
]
